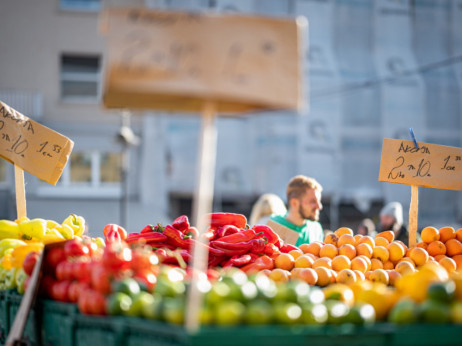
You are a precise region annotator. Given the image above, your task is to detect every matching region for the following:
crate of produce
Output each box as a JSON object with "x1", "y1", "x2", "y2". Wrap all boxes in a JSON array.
[
  {"x1": 73, "y1": 314, "x2": 125, "y2": 346},
  {"x1": 42, "y1": 299, "x2": 79, "y2": 346},
  {"x1": 121, "y1": 317, "x2": 188, "y2": 346}
]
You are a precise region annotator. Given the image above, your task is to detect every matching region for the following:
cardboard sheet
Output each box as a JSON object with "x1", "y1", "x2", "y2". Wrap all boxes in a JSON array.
[
  {"x1": 267, "y1": 219, "x2": 300, "y2": 245},
  {"x1": 101, "y1": 8, "x2": 305, "y2": 114},
  {"x1": 378, "y1": 138, "x2": 462, "y2": 190},
  {"x1": 0, "y1": 101, "x2": 73, "y2": 185}
]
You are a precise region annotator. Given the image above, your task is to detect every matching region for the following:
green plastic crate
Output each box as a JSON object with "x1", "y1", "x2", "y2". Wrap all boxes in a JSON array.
[
  {"x1": 391, "y1": 324, "x2": 462, "y2": 346},
  {"x1": 42, "y1": 299, "x2": 79, "y2": 346},
  {"x1": 0, "y1": 290, "x2": 7, "y2": 345},
  {"x1": 74, "y1": 314, "x2": 125, "y2": 346},
  {"x1": 121, "y1": 317, "x2": 188, "y2": 346}
]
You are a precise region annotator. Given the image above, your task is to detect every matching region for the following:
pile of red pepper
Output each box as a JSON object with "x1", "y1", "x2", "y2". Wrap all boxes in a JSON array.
[{"x1": 124, "y1": 213, "x2": 299, "y2": 272}]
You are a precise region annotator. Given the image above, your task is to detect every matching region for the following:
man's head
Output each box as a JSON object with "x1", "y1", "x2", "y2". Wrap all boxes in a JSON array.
[
  {"x1": 380, "y1": 202, "x2": 403, "y2": 231},
  {"x1": 286, "y1": 175, "x2": 323, "y2": 222}
]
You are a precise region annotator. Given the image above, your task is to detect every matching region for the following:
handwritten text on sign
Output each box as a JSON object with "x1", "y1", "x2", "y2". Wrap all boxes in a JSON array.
[
  {"x1": 0, "y1": 101, "x2": 74, "y2": 185},
  {"x1": 378, "y1": 138, "x2": 462, "y2": 190},
  {"x1": 101, "y1": 8, "x2": 304, "y2": 113}
]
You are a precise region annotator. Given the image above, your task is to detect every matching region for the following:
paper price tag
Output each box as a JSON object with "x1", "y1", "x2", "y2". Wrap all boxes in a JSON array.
[
  {"x1": 0, "y1": 101, "x2": 73, "y2": 185},
  {"x1": 378, "y1": 138, "x2": 462, "y2": 190},
  {"x1": 101, "y1": 8, "x2": 305, "y2": 114}
]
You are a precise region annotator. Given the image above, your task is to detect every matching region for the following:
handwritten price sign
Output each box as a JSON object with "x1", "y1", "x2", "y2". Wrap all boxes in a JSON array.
[
  {"x1": 0, "y1": 101, "x2": 73, "y2": 185},
  {"x1": 379, "y1": 138, "x2": 462, "y2": 190},
  {"x1": 100, "y1": 8, "x2": 304, "y2": 114}
]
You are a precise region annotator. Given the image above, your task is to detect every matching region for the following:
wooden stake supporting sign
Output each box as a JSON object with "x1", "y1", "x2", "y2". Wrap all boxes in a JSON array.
[
  {"x1": 100, "y1": 7, "x2": 305, "y2": 333},
  {"x1": 379, "y1": 138, "x2": 462, "y2": 247}
]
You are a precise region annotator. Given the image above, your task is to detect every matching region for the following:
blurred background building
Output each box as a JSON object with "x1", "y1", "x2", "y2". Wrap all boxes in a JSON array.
[{"x1": 0, "y1": 0, "x2": 461, "y2": 236}]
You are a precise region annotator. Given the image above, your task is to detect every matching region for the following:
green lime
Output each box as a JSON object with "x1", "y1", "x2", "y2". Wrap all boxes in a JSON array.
[
  {"x1": 325, "y1": 300, "x2": 350, "y2": 324},
  {"x1": 301, "y1": 303, "x2": 328, "y2": 325},
  {"x1": 240, "y1": 281, "x2": 258, "y2": 301},
  {"x1": 427, "y1": 281, "x2": 456, "y2": 303},
  {"x1": 199, "y1": 304, "x2": 214, "y2": 325},
  {"x1": 450, "y1": 301, "x2": 462, "y2": 324},
  {"x1": 154, "y1": 278, "x2": 186, "y2": 298},
  {"x1": 112, "y1": 278, "x2": 141, "y2": 297},
  {"x1": 344, "y1": 303, "x2": 376, "y2": 325},
  {"x1": 420, "y1": 299, "x2": 451, "y2": 324},
  {"x1": 273, "y1": 302, "x2": 303, "y2": 325},
  {"x1": 162, "y1": 297, "x2": 185, "y2": 324},
  {"x1": 125, "y1": 291, "x2": 153, "y2": 317},
  {"x1": 142, "y1": 293, "x2": 163, "y2": 320},
  {"x1": 244, "y1": 299, "x2": 274, "y2": 325},
  {"x1": 388, "y1": 299, "x2": 420, "y2": 324},
  {"x1": 214, "y1": 300, "x2": 245, "y2": 326},
  {"x1": 205, "y1": 281, "x2": 243, "y2": 306},
  {"x1": 106, "y1": 292, "x2": 132, "y2": 316}
]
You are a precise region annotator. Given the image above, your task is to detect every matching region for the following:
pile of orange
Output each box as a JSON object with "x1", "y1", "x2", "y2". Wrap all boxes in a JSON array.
[{"x1": 267, "y1": 225, "x2": 462, "y2": 288}]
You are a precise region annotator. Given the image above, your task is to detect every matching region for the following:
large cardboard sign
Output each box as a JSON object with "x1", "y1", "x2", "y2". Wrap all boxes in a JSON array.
[
  {"x1": 267, "y1": 219, "x2": 299, "y2": 245},
  {"x1": 379, "y1": 138, "x2": 462, "y2": 190},
  {"x1": 0, "y1": 101, "x2": 73, "y2": 185},
  {"x1": 101, "y1": 8, "x2": 305, "y2": 114}
]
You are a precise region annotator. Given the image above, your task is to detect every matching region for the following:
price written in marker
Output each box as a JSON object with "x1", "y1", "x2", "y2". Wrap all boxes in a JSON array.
[
  {"x1": 378, "y1": 138, "x2": 462, "y2": 190},
  {"x1": 0, "y1": 101, "x2": 74, "y2": 185}
]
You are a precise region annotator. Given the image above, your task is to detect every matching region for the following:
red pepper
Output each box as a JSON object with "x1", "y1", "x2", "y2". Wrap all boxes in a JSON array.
[
  {"x1": 148, "y1": 242, "x2": 177, "y2": 251},
  {"x1": 241, "y1": 255, "x2": 274, "y2": 274},
  {"x1": 105, "y1": 229, "x2": 121, "y2": 243},
  {"x1": 208, "y1": 254, "x2": 226, "y2": 267},
  {"x1": 224, "y1": 253, "x2": 259, "y2": 267},
  {"x1": 140, "y1": 225, "x2": 155, "y2": 234},
  {"x1": 103, "y1": 224, "x2": 127, "y2": 241},
  {"x1": 162, "y1": 249, "x2": 192, "y2": 265},
  {"x1": 208, "y1": 213, "x2": 247, "y2": 229},
  {"x1": 171, "y1": 215, "x2": 190, "y2": 233},
  {"x1": 126, "y1": 232, "x2": 168, "y2": 244},
  {"x1": 264, "y1": 243, "x2": 280, "y2": 257},
  {"x1": 191, "y1": 239, "x2": 225, "y2": 257},
  {"x1": 163, "y1": 225, "x2": 193, "y2": 249},
  {"x1": 185, "y1": 227, "x2": 199, "y2": 239},
  {"x1": 216, "y1": 225, "x2": 240, "y2": 238},
  {"x1": 218, "y1": 229, "x2": 260, "y2": 244},
  {"x1": 250, "y1": 238, "x2": 266, "y2": 254},
  {"x1": 252, "y1": 225, "x2": 281, "y2": 245},
  {"x1": 280, "y1": 243, "x2": 299, "y2": 253},
  {"x1": 200, "y1": 227, "x2": 218, "y2": 241},
  {"x1": 210, "y1": 240, "x2": 254, "y2": 256}
]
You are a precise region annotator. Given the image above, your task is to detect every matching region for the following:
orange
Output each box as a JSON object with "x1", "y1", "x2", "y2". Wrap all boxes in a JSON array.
[
  {"x1": 312, "y1": 257, "x2": 332, "y2": 269},
  {"x1": 426, "y1": 241, "x2": 446, "y2": 257},
  {"x1": 299, "y1": 242, "x2": 322, "y2": 256},
  {"x1": 374, "y1": 237, "x2": 389, "y2": 247},
  {"x1": 394, "y1": 240, "x2": 408, "y2": 254},
  {"x1": 387, "y1": 242, "x2": 405, "y2": 262},
  {"x1": 416, "y1": 242, "x2": 428, "y2": 250},
  {"x1": 409, "y1": 247, "x2": 429, "y2": 266},
  {"x1": 354, "y1": 270, "x2": 366, "y2": 281},
  {"x1": 399, "y1": 257, "x2": 415, "y2": 266},
  {"x1": 354, "y1": 234, "x2": 363, "y2": 246},
  {"x1": 324, "y1": 233, "x2": 338, "y2": 246},
  {"x1": 372, "y1": 246, "x2": 390, "y2": 263},
  {"x1": 351, "y1": 256, "x2": 368, "y2": 273},
  {"x1": 364, "y1": 271, "x2": 372, "y2": 280},
  {"x1": 332, "y1": 255, "x2": 351, "y2": 272},
  {"x1": 452, "y1": 255, "x2": 462, "y2": 270},
  {"x1": 383, "y1": 261, "x2": 394, "y2": 270},
  {"x1": 305, "y1": 253, "x2": 319, "y2": 261},
  {"x1": 358, "y1": 255, "x2": 372, "y2": 271},
  {"x1": 439, "y1": 256, "x2": 457, "y2": 274},
  {"x1": 337, "y1": 234, "x2": 355, "y2": 247},
  {"x1": 314, "y1": 267, "x2": 333, "y2": 287},
  {"x1": 358, "y1": 236, "x2": 375, "y2": 248},
  {"x1": 334, "y1": 227, "x2": 354, "y2": 237},
  {"x1": 336, "y1": 269, "x2": 357, "y2": 284},
  {"x1": 369, "y1": 269, "x2": 389, "y2": 285},
  {"x1": 330, "y1": 269, "x2": 338, "y2": 284},
  {"x1": 421, "y1": 226, "x2": 440, "y2": 244},
  {"x1": 439, "y1": 226, "x2": 456, "y2": 243},
  {"x1": 376, "y1": 230, "x2": 395, "y2": 243},
  {"x1": 386, "y1": 270, "x2": 401, "y2": 286},
  {"x1": 274, "y1": 253, "x2": 295, "y2": 271},
  {"x1": 370, "y1": 258, "x2": 384, "y2": 271},
  {"x1": 294, "y1": 268, "x2": 318, "y2": 285},
  {"x1": 294, "y1": 254, "x2": 315, "y2": 269},
  {"x1": 319, "y1": 244, "x2": 338, "y2": 259},
  {"x1": 268, "y1": 268, "x2": 290, "y2": 283},
  {"x1": 395, "y1": 261, "x2": 415, "y2": 276},
  {"x1": 338, "y1": 244, "x2": 357, "y2": 260},
  {"x1": 456, "y1": 228, "x2": 462, "y2": 242},
  {"x1": 446, "y1": 239, "x2": 462, "y2": 257},
  {"x1": 289, "y1": 249, "x2": 303, "y2": 260},
  {"x1": 434, "y1": 254, "x2": 447, "y2": 262},
  {"x1": 356, "y1": 243, "x2": 373, "y2": 258}
]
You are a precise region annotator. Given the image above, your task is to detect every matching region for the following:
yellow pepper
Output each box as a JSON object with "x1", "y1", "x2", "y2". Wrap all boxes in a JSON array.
[
  {"x1": 9, "y1": 243, "x2": 44, "y2": 269},
  {"x1": 0, "y1": 220, "x2": 21, "y2": 240},
  {"x1": 53, "y1": 224, "x2": 74, "y2": 240},
  {"x1": 62, "y1": 214, "x2": 86, "y2": 237},
  {"x1": 0, "y1": 239, "x2": 27, "y2": 257},
  {"x1": 46, "y1": 219, "x2": 59, "y2": 230},
  {"x1": 43, "y1": 231, "x2": 66, "y2": 245},
  {"x1": 18, "y1": 218, "x2": 47, "y2": 240}
]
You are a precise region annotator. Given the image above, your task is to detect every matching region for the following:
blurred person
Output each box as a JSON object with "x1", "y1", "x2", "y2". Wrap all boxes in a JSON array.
[
  {"x1": 249, "y1": 193, "x2": 287, "y2": 226},
  {"x1": 269, "y1": 175, "x2": 324, "y2": 245},
  {"x1": 378, "y1": 201, "x2": 409, "y2": 245},
  {"x1": 357, "y1": 218, "x2": 376, "y2": 237}
]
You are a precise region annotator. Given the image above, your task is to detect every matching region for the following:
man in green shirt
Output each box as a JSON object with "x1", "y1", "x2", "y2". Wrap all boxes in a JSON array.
[{"x1": 270, "y1": 175, "x2": 324, "y2": 246}]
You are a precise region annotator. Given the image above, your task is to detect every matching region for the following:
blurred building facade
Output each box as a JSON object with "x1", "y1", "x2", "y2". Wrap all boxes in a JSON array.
[{"x1": 0, "y1": 0, "x2": 461, "y2": 236}]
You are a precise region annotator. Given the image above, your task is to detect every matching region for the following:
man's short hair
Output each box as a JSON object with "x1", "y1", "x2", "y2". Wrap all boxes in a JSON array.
[{"x1": 286, "y1": 175, "x2": 322, "y2": 202}]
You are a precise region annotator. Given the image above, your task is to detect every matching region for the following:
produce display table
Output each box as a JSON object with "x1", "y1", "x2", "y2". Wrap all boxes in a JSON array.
[{"x1": 1, "y1": 289, "x2": 461, "y2": 346}]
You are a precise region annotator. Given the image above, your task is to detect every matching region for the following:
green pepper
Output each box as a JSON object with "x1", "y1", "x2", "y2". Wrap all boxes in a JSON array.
[
  {"x1": 0, "y1": 220, "x2": 20, "y2": 240},
  {"x1": 62, "y1": 214, "x2": 86, "y2": 237},
  {"x1": 0, "y1": 239, "x2": 27, "y2": 257},
  {"x1": 15, "y1": 268, "x2": 27, "y2": 294},
  {"x1": 19, "y1": 218, "x2": 47, "y2": 240}
]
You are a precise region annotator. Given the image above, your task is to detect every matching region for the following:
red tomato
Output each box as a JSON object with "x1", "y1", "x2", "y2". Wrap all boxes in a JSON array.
[
  {"x1": 133, "y1": 270, "x2": 157, "y2": 292},
  {"x1": 45, "y1": 247, "x2": 66, "y2": 270},
  {"x1": 130, "y1": 249, "x2": 158, "y2": 273},
  {"x1": 40, "y1": 275, "x2": 56, "y2": 298},
  {"x1": 56, "y1": 261, "x2": 73, "y2": 281},
  {"x1": 77, "y1": 288, "x2": 92, "y2": 314},
  {"x1": 68, "y1": 281, "x2": 90, "y2": 303},
  {"x1": 90, "y1": 263, "x2": 113, "y2": 295},
  {"x1": 88, "y1": 289, "x2": 107, "y2": 315},
  {"x1": 72, "y1": 261, "x2": 91, "y2": 283},
  {"x1": 51, "y1": 280, "x2": 72, "y2": 302},
  {"x1": 23, "y1": 251, "x2": 40, "y2": 276},
  {"x1": 103, "y1": 224, "x2": 127, "y2": 241},
  {"x1": 101, "y1": 242, "x2": 132, "y2": 272},
  {"x1": 64, "y1": 239, "x2": 90, "y2": 258}
]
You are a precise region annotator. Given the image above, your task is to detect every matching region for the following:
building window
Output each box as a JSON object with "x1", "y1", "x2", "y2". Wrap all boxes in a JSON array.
[
  {"x1": 59, "y1": 0, "x2": 101, "y2": 11},
  {"x1": 60, "y1": 55, "x2": 101, "y2": 102}
]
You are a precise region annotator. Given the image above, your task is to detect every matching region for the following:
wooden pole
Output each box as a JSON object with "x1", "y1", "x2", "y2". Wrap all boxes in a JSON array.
[
  {"x1": 185, "y1": 101, "x2": 217, "y2": 333},
  {"x1": 14, "y1": 164, "x2": 27, "y2": 219},
  {"x1": 408, "y1": 185, "x2": 418, "y2": 248}
]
